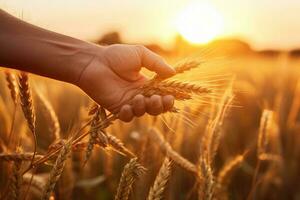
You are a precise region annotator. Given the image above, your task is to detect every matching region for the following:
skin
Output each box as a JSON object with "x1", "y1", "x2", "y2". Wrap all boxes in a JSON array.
[{"x1": 0, "y1": 9, "x2": 175, "y2": 122}]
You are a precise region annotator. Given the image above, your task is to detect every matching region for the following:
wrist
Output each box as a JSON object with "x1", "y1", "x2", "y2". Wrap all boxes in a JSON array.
[{"x1": 66, "y1": 42, "x2": 104, "y2": 85}]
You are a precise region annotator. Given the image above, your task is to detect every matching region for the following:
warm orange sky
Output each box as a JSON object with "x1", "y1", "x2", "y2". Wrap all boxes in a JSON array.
[{"x1": 1, "y1": 0, "x2": 300, "y2": 50}]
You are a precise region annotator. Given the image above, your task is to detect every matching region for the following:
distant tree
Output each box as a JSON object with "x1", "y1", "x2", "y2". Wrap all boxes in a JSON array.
[{"x1": 96, "y1": 31, "x2": 122, "y2": 45}]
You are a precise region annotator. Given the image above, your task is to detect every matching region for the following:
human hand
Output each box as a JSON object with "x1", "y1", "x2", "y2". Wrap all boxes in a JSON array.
[{"x1": 77, "y1": 44, "x2": 176, "y2": 122}]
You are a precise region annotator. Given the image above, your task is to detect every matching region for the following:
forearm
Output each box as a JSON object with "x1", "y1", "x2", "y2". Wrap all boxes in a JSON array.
[{"x1": 0, "y1": 9, "x2": 100, "y2": 84}]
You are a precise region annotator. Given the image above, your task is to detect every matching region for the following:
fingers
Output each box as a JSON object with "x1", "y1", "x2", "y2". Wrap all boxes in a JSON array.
[
  {"x1": 136, "y1": 45, "x2": 176, "y2": 78},
  {"x1": 119, "y1": 105, "x2": 134, "y2": 122},
  {"x1": 162, "y1": 95, "x2": 174, "y2": 112},
  {"x1": 118, "y1": 94, "x2": 174, "y2": 122},
  {"x1": 132, "y1": 94, "x2": 146, "y2": 117}
]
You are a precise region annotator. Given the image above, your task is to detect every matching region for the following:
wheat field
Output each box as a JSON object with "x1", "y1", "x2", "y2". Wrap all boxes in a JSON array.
[{"x1": 0, "y1": 50, "x2": 300, "y2": 200}]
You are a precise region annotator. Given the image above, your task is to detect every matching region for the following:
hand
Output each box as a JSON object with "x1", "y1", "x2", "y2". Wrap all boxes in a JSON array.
[{"x1": 77, "y1": 44, "x2": 176, "y2": 122}]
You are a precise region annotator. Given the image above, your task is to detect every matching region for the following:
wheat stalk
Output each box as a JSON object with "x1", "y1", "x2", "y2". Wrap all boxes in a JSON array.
[
  {"x1": 148, "y1": 127, "x2": 197, "y2": 174},
  {"x1": 114, "y1": 158, "x2": 146, "y2": 200},
  {"x1": 217, "y1": 155, "x2": 244, "y2": 186},
  {"x1": 41, "y1": 140, "x2": 71, "y2": 200},
  {"x1": 147, "y1": 157, "x2": 172, "y2": 200}
]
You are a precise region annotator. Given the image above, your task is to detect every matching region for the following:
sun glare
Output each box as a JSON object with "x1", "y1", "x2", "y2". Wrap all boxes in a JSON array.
[{"x1": 175, "y1": 2, "x2": 224, "y2": 44}]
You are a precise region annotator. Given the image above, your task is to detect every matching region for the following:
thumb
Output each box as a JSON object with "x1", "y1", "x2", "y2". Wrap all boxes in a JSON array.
[{"x1": 137, "y1": 45, "x2": 175, "y2": 78}]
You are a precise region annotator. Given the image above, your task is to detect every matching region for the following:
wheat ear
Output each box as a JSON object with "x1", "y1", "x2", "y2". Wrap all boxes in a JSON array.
[
  {"x1": 41, "y1": 140, "x2": 71, "y2": 200},
  {"x1": 103, "y1": 133, "x2": 135, "y2": 158},
  {"x1": 198, "y1": 157, "x2": 215, "y2": 200},
  {"x1": 0, "y1": 152, "x2": 43, "y2": 162},
  {"x1": 257, "y1": 109, "x2": 273, "y2": 158},
  {"x1": 36, "y1": 90, "x2": 61, "y2": 140},
  {"x1": 147, "y1": 157, "x2": 172, "y2": 200},
  {"x1": 114, "y1": 158, "x2": 146, "y2": 200},
  {"x1": 5, "y1": 71, "x2": 19, "y2": 104},
  {"x1": 148, "y1": 128, "x2": 197, "y2": 174},
  {"x1": 9, "y1": 160, "x2": 23, "y2": 200},
  {"x1": 84, "y1": 105, "x2": 108, "y2": 165},
  {"x1": 18, "y1": 72, "x2": 37, "y2": 169}
]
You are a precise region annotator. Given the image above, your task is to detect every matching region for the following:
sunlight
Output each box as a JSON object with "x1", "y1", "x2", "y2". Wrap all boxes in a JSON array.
[{"x1": 175, "y1": 2, "x2": 224, "y2": 44}]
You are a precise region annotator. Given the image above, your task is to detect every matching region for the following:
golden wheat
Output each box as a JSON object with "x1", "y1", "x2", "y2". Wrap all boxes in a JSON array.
[
  {"x1": 114, "y1": 158, "x2": 146, "y2": 200},
  {"x1": 41, "y1": 140, "x2": 71, "y2": 200},
  {"x1": 148, "y1": 127, "x2": 197, "y2": 174},
  {"x1": 147, "y1": 157, "x2": 172, "y2": 200}
]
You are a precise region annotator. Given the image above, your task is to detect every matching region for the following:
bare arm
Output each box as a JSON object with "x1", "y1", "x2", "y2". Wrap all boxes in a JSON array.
[
  {"x1": 0, "y1": 9, "x2": 97, "y2": 84},
  {"x1": 0, "y1": 9, "x2": 175, "y2": 121}
]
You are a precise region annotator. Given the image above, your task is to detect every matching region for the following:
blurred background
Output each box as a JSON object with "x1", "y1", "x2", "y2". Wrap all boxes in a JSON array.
[{"x1": 1, "y1": 1, "x2": 300, "y2": 200}]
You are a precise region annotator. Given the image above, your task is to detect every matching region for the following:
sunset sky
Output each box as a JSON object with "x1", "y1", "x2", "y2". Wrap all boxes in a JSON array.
[{"x1": 1, "y1": 0, "x2": 300, "y2": 50}]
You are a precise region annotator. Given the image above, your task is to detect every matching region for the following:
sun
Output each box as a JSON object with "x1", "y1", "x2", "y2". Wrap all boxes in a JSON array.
[{"x1": 175, "y1": 2, "x2": 224, "y2": 44}]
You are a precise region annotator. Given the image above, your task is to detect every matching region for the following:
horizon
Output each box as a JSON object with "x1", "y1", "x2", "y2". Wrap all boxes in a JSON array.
[{"x1": 1, "y1": 0, "x2": 300, "y2": 50}]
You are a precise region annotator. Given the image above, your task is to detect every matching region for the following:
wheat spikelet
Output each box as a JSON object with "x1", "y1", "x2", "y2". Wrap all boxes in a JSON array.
[
  {"x1": 114, "y1": 158, "x2": 146, "y2": 200},
  {"x1": 84, "y1": 105, "x2": 108, "y2": 165},
  {"x1": 0, "y1": 152, "x2": 43, "y2": 162},
  {"x1": 153, "y1": 60, "x2": 202, "y2": 81},
  {"x1": 18, "y1": 72, "x2": 36, "y2": 134},
  {"x1": 142, "y1": 86, "x2": 192, "y2": 100},
  {"x1": 201, "y1": 85, "x2": 234, "y2": 164},
  {"x1": 41, "y1": 140, "x2": 71, "y2": 200},
  {"x1": 174, "y1": 60, "x2": 202, "y2": 74},
  {"x1": 198, "y1": 157, "x2": 215, "y2": 200},
  {"x1": 147, "y1": 157, "x2": 172, "y2": 200},
  {"x1": 5, "y1": 71, "x2": 18, "y2": 104},
  {"x1": 104, "y1": 133, "x2": 135, "y2": 157},
  {"x1": 257, "y1": 109, "x2": 273, "y2": 158},
  {"x1": 217, "y1": 155, "x2": 244, "y2": 186},
  {"x1": 9, "y1": 160, "x2": 23, "y2": 200},
  {"x1": 148, "y1": 128, "x2": 197, "y2": 174},
  {"x1": 159, "y1": 80, "x2": 211, "y2": 95},
  {"x1": 36, "y1": 90, "x2": 60, "y2": 140}
]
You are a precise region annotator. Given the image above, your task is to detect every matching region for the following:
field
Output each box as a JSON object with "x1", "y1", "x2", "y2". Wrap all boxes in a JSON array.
[{"x1": 1, "y1": 46, "x2": 300, "y2": 200}]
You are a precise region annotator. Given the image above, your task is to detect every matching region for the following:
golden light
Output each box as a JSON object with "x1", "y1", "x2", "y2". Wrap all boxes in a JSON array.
[{"x1": 175, "y1": 2, "x2": 224, "y2": 44}]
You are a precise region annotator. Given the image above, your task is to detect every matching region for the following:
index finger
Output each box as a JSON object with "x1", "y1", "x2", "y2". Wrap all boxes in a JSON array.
[{"x1": 137, "y1": 45, "x2": 176, "y2": 78}]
